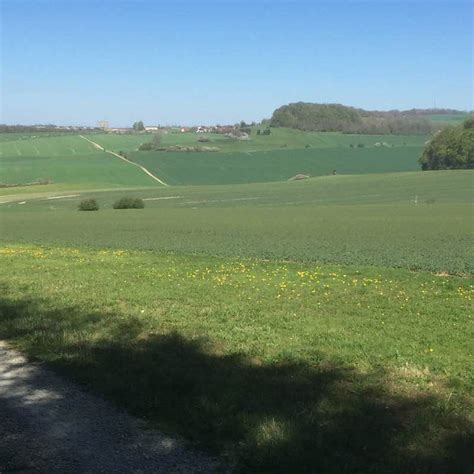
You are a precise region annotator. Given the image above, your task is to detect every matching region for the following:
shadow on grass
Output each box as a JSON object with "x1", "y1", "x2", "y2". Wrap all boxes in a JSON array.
[{"x1": 0, "y1": 289, "x2": 472, "y2": 473}]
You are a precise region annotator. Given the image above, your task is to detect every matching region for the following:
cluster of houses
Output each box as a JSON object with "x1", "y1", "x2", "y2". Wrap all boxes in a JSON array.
[{"x1": 102, "y1": 124, "x2": 238, "y2": 134}]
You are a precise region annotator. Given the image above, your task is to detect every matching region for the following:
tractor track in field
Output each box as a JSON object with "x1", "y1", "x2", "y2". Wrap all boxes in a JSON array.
[
  {"x1": 0, "y1": 341, "x2": 225, "y2": 473},
  {"x1": 79, "y1": 135, "x2": 169, "y2": 186}
]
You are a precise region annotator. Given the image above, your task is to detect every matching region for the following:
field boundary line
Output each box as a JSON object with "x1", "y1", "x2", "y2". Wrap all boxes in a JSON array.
[{"x1": 79, "y1": 135, "x2": 169, "y2": 186}]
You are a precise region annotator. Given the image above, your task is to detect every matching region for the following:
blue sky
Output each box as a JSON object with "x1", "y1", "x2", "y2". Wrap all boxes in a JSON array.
[{"x1": 1, "y1": 0, "x2": 472, "y2": 126}]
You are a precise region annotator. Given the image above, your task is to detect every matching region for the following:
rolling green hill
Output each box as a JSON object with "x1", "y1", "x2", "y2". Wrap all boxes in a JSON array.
[
  {"x1": 0, "y1": 134, "x2": 162, "y2": 190},
  {"x1": 1, "y1": 171, "x2": 472, "y2": 272},
  {"x1": 0, "y1": 129, "x2": 427, "y2": 191},
  {"x1": 128, "y1": 146, "x2": 423, "y2": 185},
  {"x1": 91, "y1": 128, "x2": 427, "y2": 153}
]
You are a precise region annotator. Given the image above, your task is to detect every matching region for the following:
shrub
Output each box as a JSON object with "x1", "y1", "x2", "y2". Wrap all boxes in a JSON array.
[
  {"x1": 138, "y1": 142, "x2": 153, "y2": 151},
  {"x1": 419, "y1": 117, "x2": 474, "y2": 170},
  {"x1": 357, "y1": 143, "x2": 365, "y2": 148},
  {"x1": 197, "y1": 136, "x2": 210, "y2": 143},
  {"x1": 113, "y1": 197, "x2": 145, "y2": 209},
  {"x1": 79, "y1": 199, "x2": 99, "y2": 211}
]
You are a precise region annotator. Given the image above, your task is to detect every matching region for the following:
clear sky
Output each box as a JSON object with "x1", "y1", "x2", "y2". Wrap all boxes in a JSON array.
[{"x1": 1, "y1": 0, "x2": 472, "y2": 126}]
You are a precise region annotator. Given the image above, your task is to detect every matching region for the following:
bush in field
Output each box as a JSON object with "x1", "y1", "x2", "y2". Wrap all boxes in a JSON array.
[
  {"x1": 78, "y1": 199, "x2": 99, "y2": 211},
  {"x1": 113, "y1": 197, "x2": 145, "y2": 209},
  {"x1": 138, "y1": 142, "x2": 153, "y2": 151}
]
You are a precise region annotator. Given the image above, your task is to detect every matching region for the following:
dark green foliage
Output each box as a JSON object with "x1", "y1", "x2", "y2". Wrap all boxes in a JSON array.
[
  {"x1": 113, "y1": 197, "x2": 145, "y2": 209},
  {"x1": 419, "y1": 117, "x2": 474, "y2": 170},
  {"x1": 463, "y1": 116, "x2": 474, "y2": 129},
  {"x1": 132, "y1": 121, "x2": 145, "y2": 132},
  {"x1": 271, "y1": 103, "x2": 363, "y2": 132},
  {"x1": 262, "y1": 128, "x2": 271, "y2": 135},
  {"x1": 138, "y1": 133, "x2": 163, "y2": 151},
  {"x1": 357, "y1": 143, "x2": 365, "y2": 148},
  {"x1": 78, "y1": 198, "x2": 99, "y2": 211},
  {"x1": 138, "y1": 142, "x2": 153, "y2": 151},
  {"x1": 256, "y1": 129, "x2": 261, "y2": 136},
  {"x1": 270, "y1": 102, "x2": 435, "y2": 135}
]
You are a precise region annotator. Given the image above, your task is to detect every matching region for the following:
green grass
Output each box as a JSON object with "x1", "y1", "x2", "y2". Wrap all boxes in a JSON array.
[
  {"x1": 128, "y1": 146, "x2": 423, "y2": 185},
  {"x1": 1, "y1": 171, "x2": 472, "y2": 273},
  {"x1": 0, "y1": 154, "x2": 161, "y2": 189},
  {"x1": 91, "y1": 128, "x2": 427, "y2": 154},
  {"x1": 0, "y1": 245, "x2": 472, "y2": 472},
  {"x1": 0, "y1": 134, "x2": 97, "y2": 156},
  {"x1": 427, "y1": 114, "x2": 470, "y2": 124},
  {"x1": 0, "y1": 130, "x2": 472, "y2": 472},
  {"x1": 0, "y1": 129, "x2": 426, "y2": 190},
  {"x1": 0, "y1": 133, "x2": 162, "y2": 189}
]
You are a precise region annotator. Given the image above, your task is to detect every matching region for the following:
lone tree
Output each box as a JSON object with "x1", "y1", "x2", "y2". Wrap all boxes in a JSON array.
[
  {"x1": 133, "y1": 121, "x2": 145, "y2": 132},
  {"x1": 419, "y1": 117, "x2": 474, "y2": 170}
]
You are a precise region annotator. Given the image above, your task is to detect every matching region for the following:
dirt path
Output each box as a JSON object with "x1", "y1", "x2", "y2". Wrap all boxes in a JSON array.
[
  {"x1": 0, "y1": 342, "x2": 224, "y2": 473},
  {"x1": 79, "y1": 135, "x2": 169, "y2": 186}
]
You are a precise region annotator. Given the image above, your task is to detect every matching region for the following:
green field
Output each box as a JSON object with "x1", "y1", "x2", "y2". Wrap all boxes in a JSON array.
[
  {"x1": 128, "y1": 147, "x2": 422, "y2": 185},
  {"x1": 0, "y1": 129, "x2": 427, "y2": 190},
  {"x1": 90, "y1": 127, "x2": 426, "y2": 152},
  {"x1": 427, "y1": 113, "x2": 470, "y2": 124},
  {"x1": 0, "y1": 171, "x2": 472, "y2": 273},
  {"x1": 0, "y1": 130, "x2": 472, "y2": 472},
  {"x1": 0, "y1": 134, "x2": 160, "y2": 190},
  {"x1": 90, "y1": 128, "x2": 427, "y2": 154},
  {"x1": 0, "y1": 244, "x2": 472, "y2": 472}
]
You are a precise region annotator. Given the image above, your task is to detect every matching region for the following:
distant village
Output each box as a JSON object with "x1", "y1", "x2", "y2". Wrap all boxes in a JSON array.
[
  {"x1": 101, "y1": 122, "x2": 243, "y2": 135},
  {"x1": 0, "y1": 122, "x2": 247, "y2": 135}
]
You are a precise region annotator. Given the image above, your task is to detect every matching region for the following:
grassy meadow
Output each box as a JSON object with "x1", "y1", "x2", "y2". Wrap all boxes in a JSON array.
[
  {"x1": 0, "y1": 130, "x2": 472, "y2": 472},
  {"x1": 0, "y1": 245, "x2": 472, "y2": 472}
]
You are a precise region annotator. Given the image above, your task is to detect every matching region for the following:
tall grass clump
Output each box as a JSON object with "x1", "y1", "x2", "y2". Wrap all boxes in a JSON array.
[
  {"x1": 113, "y1": 197, "x2": 145, "y2": 209},
  {"x1": 78, "y1": 198, "x2": 99, "y2": 211}
]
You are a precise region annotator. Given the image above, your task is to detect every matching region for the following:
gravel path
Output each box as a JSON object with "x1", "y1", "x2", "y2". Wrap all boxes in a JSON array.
[{"x1": 0, "y1": 342, "x2": 224, "y2": 473}]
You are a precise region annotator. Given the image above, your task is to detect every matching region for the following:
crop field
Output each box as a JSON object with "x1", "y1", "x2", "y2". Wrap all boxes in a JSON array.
[
  {"x1": 427, "y1": 113, "x2": 469, "y2": 124},
  {"x1": 0, "y1": 133, "x2": 161, "y2": 190},
  {"x1": 0, "y1": 129, "x2": 426, "y2": 189},
  {"x1": 92, "y1": 127, "x2": 427, "y2": 153},
  {"x1": 129, "y1": 147, "x2": 423, "y2": 185},
  {"x1": 0, "y1": 134, "x2": 98, "y2": 156},
  {"x1": 0, "y1": 171, "x2": 472, "y2": 273},
  {"x1": 0, "y1": 131, "x2": 472, "y2": 472}
]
